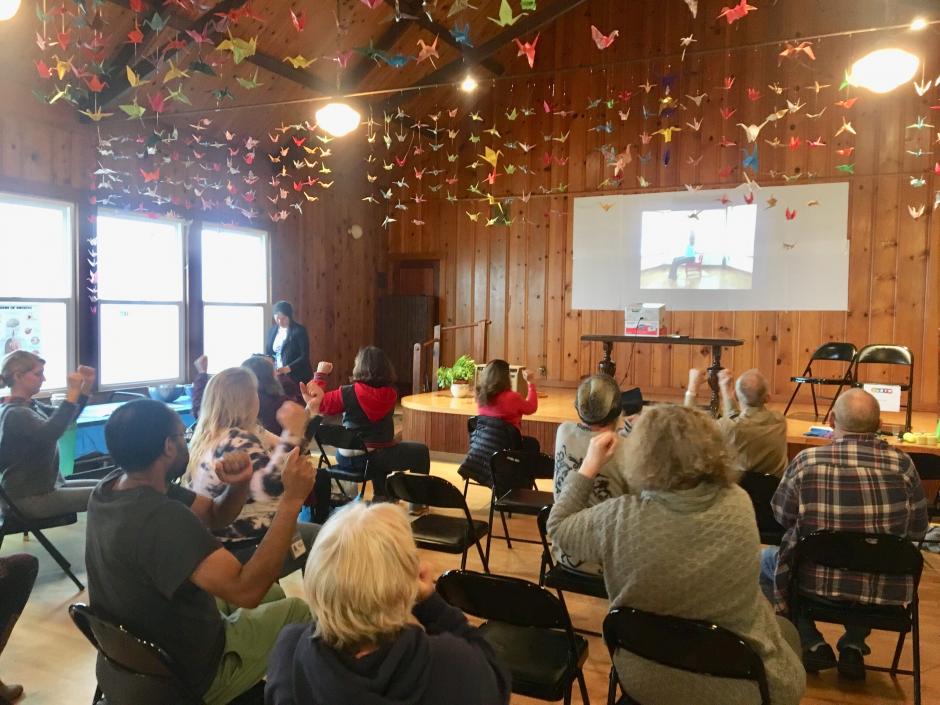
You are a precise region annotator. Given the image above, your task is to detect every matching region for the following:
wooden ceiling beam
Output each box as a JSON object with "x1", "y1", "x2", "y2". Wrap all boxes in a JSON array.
[
  {"x1": 374, "y1": 0, "x2": 588, "y2": 113},
  {"x1": 383, "y1": 0, "x2": 504, "y2": 75},
  {"x1": 342, "y1": 18, "x2": 411, "y2": 91},
  {"x1": 98, "y1": 0, "x2": 246, "y2": 108}
]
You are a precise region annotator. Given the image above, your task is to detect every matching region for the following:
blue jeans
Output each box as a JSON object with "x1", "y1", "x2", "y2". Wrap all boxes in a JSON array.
[{"x1": 760, "y1": 546, "x2": 871, "y2": 653}]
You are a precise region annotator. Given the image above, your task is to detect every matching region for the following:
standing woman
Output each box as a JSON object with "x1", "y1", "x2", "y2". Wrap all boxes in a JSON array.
[
  {"x1": 265, "y1": 301, "x2": 312, "y2": 386},
  {"x1": 0, "y1": 351, "x2": 99, "y2": 520}
]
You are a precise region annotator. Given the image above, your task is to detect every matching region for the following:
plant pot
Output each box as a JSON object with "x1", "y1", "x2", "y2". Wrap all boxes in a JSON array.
[{"x1": 450, "y1": 381, "x2": 472, "y2": 398}]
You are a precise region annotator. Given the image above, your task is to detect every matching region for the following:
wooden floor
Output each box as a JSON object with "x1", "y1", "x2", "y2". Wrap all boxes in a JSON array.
[
  {"x1": 639, "y1": 265, "x2": 753, "y2": 290},
  {"x1": 4, "y1": 457, "x2": 939, "y2": 705}
]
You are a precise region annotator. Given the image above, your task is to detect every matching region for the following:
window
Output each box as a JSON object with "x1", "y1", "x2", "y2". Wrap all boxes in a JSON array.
[
  {"x1": 0, "y1": 194, "x2": 73, "y2": 391},
  {"x1": 201, "y1": 225, "x2": 269, "y2": 372},
  {"x1": 96, "y1": 213, "x2": 185, "y2": 387}
]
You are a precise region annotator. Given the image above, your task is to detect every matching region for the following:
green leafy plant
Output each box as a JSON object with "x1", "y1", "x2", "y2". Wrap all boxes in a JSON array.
[{"x1": 437, "y1": 354, "x2": 476, "y2": 389}]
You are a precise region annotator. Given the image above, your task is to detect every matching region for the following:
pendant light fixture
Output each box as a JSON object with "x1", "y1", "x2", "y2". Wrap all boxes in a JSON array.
[
  {"x1": 0, "y1": 0, "x2": 21, "y2": 21},
  {"x1": 848, "y1": 47, "x2": 920, "y2": 93}
]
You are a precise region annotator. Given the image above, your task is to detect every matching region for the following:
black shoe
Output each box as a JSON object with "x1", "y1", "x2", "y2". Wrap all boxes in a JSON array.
[
  {"x1": 802, "y1": 643, "x2": 837, "y2": 673},
  {"x1": 838, "y1": 647, "x2": 866, "y2": 681}
]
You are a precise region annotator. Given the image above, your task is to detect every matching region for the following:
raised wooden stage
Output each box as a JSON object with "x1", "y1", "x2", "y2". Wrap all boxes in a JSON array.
[{"x1": 402, "y1": 389, "x2": 940, "y2": 458}]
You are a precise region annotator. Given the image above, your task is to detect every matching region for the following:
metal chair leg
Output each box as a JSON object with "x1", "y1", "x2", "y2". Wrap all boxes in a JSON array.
[
  {"x1": 606, "y1": 667, "x2": 618, "y2": 705},
  {"x1": 31, "y1": 528, "x2": 84, "y2": 591},
  {"x1": 810, "y1": 382, "x2": 819, "y2": 420},
  {"x1": 577, "y1": 670, "x2": 591, "y2": 704},
  {"x1": 783, "y1": 381, "x2": 802, "y2": 415},
  {"x1": 890, "y1": 631, "x2": 906, "y2": 673},
  {"x1": 475, "y1": 536, "x2": 490, "y2": 573},
  {"x1": 499, "y1": 510, "x2": 512, "y2": 549},
  {"x1": 913, "y1": 601, "x2": 921, "y2": 705},
  {"x1": 564, "y1": 682, "x2": 572, "y2": 705}
]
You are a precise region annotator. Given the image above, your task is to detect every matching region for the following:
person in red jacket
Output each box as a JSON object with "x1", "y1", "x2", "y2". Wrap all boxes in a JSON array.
[
  {"x1": 305, "y1": 346, "x2": 430, "y2": 522},
  {"x1": 475, "y1": 359, "x2": 539, "y2": 431}
]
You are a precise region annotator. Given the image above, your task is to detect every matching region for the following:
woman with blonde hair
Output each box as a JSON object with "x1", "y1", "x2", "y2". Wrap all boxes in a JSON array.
[
  {"x1": 548, "y1": 404, "x2": 805, "y2": 705},
  {"x1": 0, "y1": 351, "x2": 98, "y2": 520},
  {"x1": 188, "y1": 366, "x2": 319, "y2": 575},
  {"x1": 265, "y1": 502, "x2": 509, "y2": 705}
]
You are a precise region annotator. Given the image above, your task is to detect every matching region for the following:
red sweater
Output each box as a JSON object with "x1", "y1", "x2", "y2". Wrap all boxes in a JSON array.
[
  {"x1": 476, "y1": 385, "x2": 538, "y2": 431},
  {"x1": 313, "y1": 373, "x2": 398, "y2": 423}
]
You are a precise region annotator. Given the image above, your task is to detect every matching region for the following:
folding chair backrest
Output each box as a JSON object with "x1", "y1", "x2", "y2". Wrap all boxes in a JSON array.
[
  {"x1": 738, "y1": 471, "x2": 782, "y2": 532},
  {"x1": 537, "y1": 504, "x2": 553, "y2": 551},
  {"x1": 856, "y1": 344, "x2": 913, "y2": 367},
  {"x1": 811, "y1": 342, "x2": 857, "y2": 363},
  {"x1": 795, "y1": 530, "x2": 923, "y2": 585},
  {"x1": 386, "y1": 471, "x2": 466, "y2": 509},
  {"x1": 69, "y1": 604, "x2": 177, "y2": 679},
  {"x1": 437, "y1": 569, "x2": 570, "y2": 630},
  {"x1": 603, "y1": 607, "x2": 769, "y2": 698},
  {"x1": 314, "y1": 424, "x2": 368, "y2": 453},
  {"x1": 490, "y1": 450, "x2": 553, "y2": 496}
]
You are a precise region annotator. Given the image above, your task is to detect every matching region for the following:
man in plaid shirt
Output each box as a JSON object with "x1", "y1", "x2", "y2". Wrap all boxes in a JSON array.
[{"x1": 759, "y1": 389, "x2": 928, "y2": 680}]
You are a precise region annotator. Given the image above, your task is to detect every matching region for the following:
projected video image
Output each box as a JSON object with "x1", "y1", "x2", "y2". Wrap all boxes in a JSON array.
[{"x1": 639, "y1": 205, "x2": 757, "y2": 290}]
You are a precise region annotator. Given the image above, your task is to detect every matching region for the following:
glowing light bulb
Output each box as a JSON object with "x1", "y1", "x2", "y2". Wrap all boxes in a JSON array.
[
  {"x1": 910, "y1": 17, "x2": 928, "y2": 31},
  {"x1": 314, "y1": 102, "x2": 361, "y2": 137},
  {"x1": 848, "y1": 48, "x2": 919, "y2": 94},
  {"x1": 0, "y1": 0, "x2": 21, "y2": 21},
  {"x1": 461, "y1": 75, "x2": 478, "y2": 93}
]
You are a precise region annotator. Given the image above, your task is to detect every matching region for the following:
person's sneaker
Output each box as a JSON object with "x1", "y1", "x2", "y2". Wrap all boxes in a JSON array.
[
  {"x1": 802, "y1": 643, "x2": 837, "y2": 673},
  {"x1": 838, "y1": 647, "x2": 866, "y2": 681}
]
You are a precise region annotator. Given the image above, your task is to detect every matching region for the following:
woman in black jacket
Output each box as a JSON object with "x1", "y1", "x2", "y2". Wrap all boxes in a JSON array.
[{"x1": 264, "y1": 301, "x2": 312, "y2": 385}]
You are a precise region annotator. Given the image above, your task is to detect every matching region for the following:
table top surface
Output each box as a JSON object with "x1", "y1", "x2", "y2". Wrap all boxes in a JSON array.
[
  {"x1": 581, "y1": 334, "x2": 744, "y2": 347},
  {"x1": 76, "y1": 396, "x2": 193, "y2": 426},
  {"x1": 401, "y1": 389, "x2": 940, "y2": 455}
]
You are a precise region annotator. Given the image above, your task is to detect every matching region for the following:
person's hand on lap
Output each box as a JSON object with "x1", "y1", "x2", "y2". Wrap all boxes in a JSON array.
[{"x1": 214, "y1": 450, "x2": 253, "y2": 486}]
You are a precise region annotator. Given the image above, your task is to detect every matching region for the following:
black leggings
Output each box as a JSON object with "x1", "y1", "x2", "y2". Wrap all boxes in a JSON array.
[
  {"x1": 0, "y1": 554, "x2": 38, "y2": 656},
  {"x1": 313, "y1": 442, "x2": 431, "y2": 523}
]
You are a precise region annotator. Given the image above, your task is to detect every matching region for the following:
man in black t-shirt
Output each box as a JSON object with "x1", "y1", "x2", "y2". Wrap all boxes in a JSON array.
[{"x1": 85, "y1": 397, "x2": 320, "y2": 705}]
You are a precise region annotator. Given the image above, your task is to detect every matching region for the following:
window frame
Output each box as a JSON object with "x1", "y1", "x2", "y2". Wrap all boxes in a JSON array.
[
  {"x1": 95, "y1": 210, "x2": 188, "y2": 390},
  {"x1": 0, "y1": 192, "x2": 76, "y2": 393},
  {"x1": 199, "y1": 223, "x2": 272, "y2": 372}
]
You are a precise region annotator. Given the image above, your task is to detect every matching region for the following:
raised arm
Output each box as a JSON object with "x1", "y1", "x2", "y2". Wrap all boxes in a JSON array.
[
  {"x1": 308, "y1": 361, "x2": 344, "y2": 416},
  {"x1": 190, "y1": 446, "x2": 316, "y2": 607},
  {"x1": 519, "y1": 369, "x2": 539, "y2": 415},
  {"x1": 547, "y1": 431, "x2": 620, "y2": 568}
]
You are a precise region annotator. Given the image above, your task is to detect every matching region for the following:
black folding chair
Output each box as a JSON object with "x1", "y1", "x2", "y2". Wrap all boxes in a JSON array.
[
  {"x1": 909, "y1": 453, "x2": 940, "y2": 536},
  {"x1": 602, "y1": 607, "x2": 771, "y2": 705},
  {"x1": 784, "y1": 342, "x2": 857, "y2": 420},
  {"x1": 0, "y1": 485, "x2": 84, "y2": 590},
  {"x1": 437, "y1": 569, "x2": 590, "y2": 705},
  {"x1": 789, "y1": 530, "x2": 923, "y2": 705},
  {"x1": 739, "y1": 471, "x2": 785, "y2": 545},
  {"x1": 386, "y1": 471, "x2": 490, "y2": 572},
  {"x1": 484, "y1": 450, "x2": 555, "y2": 565},
  {"x1": 313, "y1": 424, "x2": 372, "y2": 504},
  {"x1": 70, "y1": 604, "x2": 264, "y2": 705},
  {"x1": 853, "y1": 344, "x2": 914, "y2": 435}
]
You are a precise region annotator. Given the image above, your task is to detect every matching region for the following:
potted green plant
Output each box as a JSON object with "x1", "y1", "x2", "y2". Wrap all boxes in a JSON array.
[{"x1": 437, "y1": 354, "x2": 476, "y2": 398}]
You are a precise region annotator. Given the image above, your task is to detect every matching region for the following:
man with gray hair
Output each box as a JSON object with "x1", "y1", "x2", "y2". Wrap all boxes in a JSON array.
[
  {"x1": 684, "y1": 367, "x2": 788, "y2": 476},
  {"x1": 760, "y1": 389, "x2": 928, "y2": 681}
]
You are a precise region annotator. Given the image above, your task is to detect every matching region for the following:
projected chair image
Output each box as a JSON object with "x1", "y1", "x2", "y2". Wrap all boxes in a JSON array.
[{"x1": 784, "y1": 342, "x2": 857, "y2": 420}]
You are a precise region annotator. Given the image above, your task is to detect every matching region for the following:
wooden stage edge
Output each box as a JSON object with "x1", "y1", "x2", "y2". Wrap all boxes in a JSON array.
[{"x1": 402, "y1": 389, "x2": 940, "y2": 458}]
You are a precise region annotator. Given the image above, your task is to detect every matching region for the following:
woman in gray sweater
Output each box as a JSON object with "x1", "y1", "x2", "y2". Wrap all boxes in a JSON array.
[
  {"x1": 548, "y1": 404, "x2": 805, "y2": 705},
  {"x1": 0, "y1": 352, "x2": 98, "y2": 519}
]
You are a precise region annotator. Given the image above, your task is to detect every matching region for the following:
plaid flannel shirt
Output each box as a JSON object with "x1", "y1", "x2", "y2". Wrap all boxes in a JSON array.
[{"x1": 771, "y1": 434, "x2": 929, "y2": 612}]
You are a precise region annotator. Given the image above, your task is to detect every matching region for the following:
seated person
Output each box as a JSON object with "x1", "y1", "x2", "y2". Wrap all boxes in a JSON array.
[
  {"x1": 475, "y1": 359, "x2": 538, "y2": 432},
  {"x1": 685, "y1": 368, "x2": 787, "y2": 477},
  {"x1": 0, "y1": 553, "x2": 38, "y2": 703},
  {"x1": 621, "y1": 386, "x2": 644, "y2": 433},
  {"x1": 265, "y1": 502, "x2": 510, "y2": 705},
  {"x1": 761, "y1": 389, "x2": 928, "y2": 680},
  {"x1": 0, "y1": 352, "x2": 99, "y2": 520},
  {"x1": 86, "y1": 399, "x2": 314, "y2": 705},
  {"x1": 668, "y1": 233, "x2": 697, "y2": 280},
  {"x1": 305, "y1": 347, "x2": 430, "y2": 521},
  {"x1": 191, "y1": 354, "x2": 302, "y2": 431},
  {"x1": 553, "y1": 374, "x2": 630, "y2": 575},
  {"x1": 187, "y1": 367, "x2": 321, "y2": 576},
  {"x1": 549, "y1": 404, "x2": 805, "y2": 705}
]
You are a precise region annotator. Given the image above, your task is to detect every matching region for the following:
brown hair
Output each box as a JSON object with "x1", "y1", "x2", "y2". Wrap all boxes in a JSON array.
[
  {"x1": 241, "y1": 354, "x2": 284, "y2": 398},
  {"x1": 351, "y1": 346, "x2": 396, "y2": 387},
  {"x1": 475, "y1": 359, "x2": 511, "y2": 406},
  {"x1": 1, "y1": 351, "x2": 45, "y2": 388}
]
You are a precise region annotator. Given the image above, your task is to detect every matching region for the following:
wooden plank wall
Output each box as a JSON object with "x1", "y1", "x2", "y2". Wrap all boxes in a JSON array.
[
  {"x1": 275, "y1": 144, "x2": 386, "y2": 381},
  {"x1": 387, "y1": 0, "x2": 940, "y2": 410}
]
